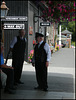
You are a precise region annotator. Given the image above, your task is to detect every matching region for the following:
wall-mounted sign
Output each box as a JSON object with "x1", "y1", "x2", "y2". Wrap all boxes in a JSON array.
[
  {"x1": 33, "y1": 40, "x2": 36, "y2": 45},
  {"x1": 29, "y1": 26, "x2": 33, "y2": 35},
  {"x1": 4, "y1": 24, "x2": 25, "y2": 29},
  {"x1": 1, "y1": 16, "x2": 28, "y2": 21},
  {"x1": 40, "y1": 22, "x2": 51, "y2": 26}
]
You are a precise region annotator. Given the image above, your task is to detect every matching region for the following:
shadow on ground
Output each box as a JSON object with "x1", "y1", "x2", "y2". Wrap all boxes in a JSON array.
[
  {"x1": 16, "y1": 71, "x2": 74, "y2": 93},
  {"x1": 1, "y1": 71, "x2": 74, "y2": 99}
]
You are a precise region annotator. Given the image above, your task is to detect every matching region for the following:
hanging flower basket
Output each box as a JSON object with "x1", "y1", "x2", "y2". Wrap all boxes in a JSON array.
[{"x1": 41, "y1": 0, "x2": 75, "y2": 23}]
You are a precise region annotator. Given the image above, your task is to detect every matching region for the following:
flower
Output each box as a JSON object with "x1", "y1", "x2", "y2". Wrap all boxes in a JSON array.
[
  {"x1": 63, "y1": 5, "x2": 66, "y2": 8},
  {"x1": 52, "y1": 9, "x2": 54, "y2": 12},
  {"x1": 41, "y1": 0, "x2": 75, "y2": 23},
  {"x1": 28, "y1": 50, "x2": 34, "y2": 63},
  {"x1": 60, "y1": 8, "x2": 62, "y2": 12},
  {"x1": 51, "y1": 13, "x2": 53, "y2": 17},
  {"x1": 56, "y1": 46, "x2": 59, "y2": 51},
  {"x1": 73, "y1": 18, "x2": 75, "y2": 21},
  {"x1": 62, "y1": 18, "x2": 64, "y2": 21},
  {"x1": 49, "y1": 1, "x2": 52, "y2": 4},
  {"x1": 74, "y1": 1, "x2": 75, "y2": 7},
  {"x1": 30, "y1": 50, "x2": 34, "y2": 55},
  {"x1": 57, "y1": 45, "x2": 61, "y2": 49},
  {"x1": 49, "y1": 8, "x2": 51, "y2": 13}
]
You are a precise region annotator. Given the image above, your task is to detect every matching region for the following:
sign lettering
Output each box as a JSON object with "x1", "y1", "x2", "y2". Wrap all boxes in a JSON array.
[
  {"x1": 40, "y1": 22, "x2": 51, "y2": 26},
  {"x1": 4, "y1": 24, "x2": 25, "y2": 29},
  {"x1": 1, "y1": 16, "x2": 28, "y2": 21}
]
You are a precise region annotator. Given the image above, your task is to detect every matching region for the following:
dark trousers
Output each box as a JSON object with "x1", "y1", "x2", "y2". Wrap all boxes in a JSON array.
[
  {"x1": 35, "y1": 62, "x2": 48, "y2": 89},
  {"x1": 2, "y1": 68, "x2": 14, "y2": 89},
  {"x1": 0, "y1": 77, "x2": 2, "y2": 89},
  {"x1": 12, "y1": 56, "x2": 24, "y2": 83}
]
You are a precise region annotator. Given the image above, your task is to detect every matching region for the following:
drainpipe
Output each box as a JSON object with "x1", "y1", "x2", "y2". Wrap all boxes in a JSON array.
[
  {"x1": 59, "y1": 23, "x2": 61, "y2": 46},
  {"x1": 38, "y1": 5, "x2": 39, "y2": 32},
  {"x1": 53, "y1": 23, "x2": 54, "y2": 44}
]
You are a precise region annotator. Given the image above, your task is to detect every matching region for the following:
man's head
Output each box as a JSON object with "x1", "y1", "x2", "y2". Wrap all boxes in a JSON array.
[
  {"x1": 35, "y1": 32, "x2": 44, "y2": 43},
  {"x1": 19, "y1": 29, "x2": 25, "y2": 37}
]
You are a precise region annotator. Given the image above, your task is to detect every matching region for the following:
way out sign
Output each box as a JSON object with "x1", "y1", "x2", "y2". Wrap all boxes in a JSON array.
[
  {"x1": 4, "y1": 24, "x2": 25, "y2": 29},
  {"x1": 40, "y1": 22, "x2": 51, "y2": 26}
]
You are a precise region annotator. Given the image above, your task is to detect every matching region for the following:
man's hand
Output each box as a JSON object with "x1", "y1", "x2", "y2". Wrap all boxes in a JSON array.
[
  {"x1": 0, "y1": 69, "x2": 2, "y2": 72},
  {"x1": 46, "y1": 61, "x2": 49, "y2": 67},
  {"x1": 1, "y1": 64, "x2": 14, "y2": 69},
  {"x1": 32, "y1": 63, "x2": 35, "y2": 67},
  {"x1": 9, "y1": 67, "x2": 14, "y2": 69},
  {"x1": 8, "y1": 66, "x2": 14, "y2": 69}
]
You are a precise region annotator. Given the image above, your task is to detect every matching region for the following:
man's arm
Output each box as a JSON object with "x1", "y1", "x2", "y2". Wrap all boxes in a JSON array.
[
  {"x1": 32, "y1": 47, "x2": 36, "y2": 67},
  {"x1": 10, "y1": 36, "x2": 17, "y2": 49},
  {"x1": 5, "y1": 48, "x2": 11, "y2": 64},
  {"x1": 25, "y1": 38, "x2": 27, "y2": 43},
  {"x1": 5, "y1": 37, "x2": 17, "y2": 64},
  {"x1": 0, "y1": 64, "x2": 14, "y2": 69},
  {"x1": 5, "y1": 48, "x2": 13, "y2": 64},
  {"x1": 32, "y1": 53, "x2": 35, "y2": 67},
  {"x1": 44, "y1": 43, "x2": 51, "y2": 67}
]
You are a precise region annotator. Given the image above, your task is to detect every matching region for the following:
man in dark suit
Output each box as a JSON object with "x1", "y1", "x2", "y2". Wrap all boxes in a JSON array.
[
  {"x1": 32, "y1": 32, "x2": 51, "y2": 91},
  {"x1": 10, "y1": 29, "x2": 27, "y2": 85}
]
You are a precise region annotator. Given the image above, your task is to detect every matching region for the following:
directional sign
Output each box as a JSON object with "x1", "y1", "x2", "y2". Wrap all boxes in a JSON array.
[
  {"x1": 1, "y1": 16, "x2": 28, "y2": 22},
  {"x1": 4, "y1": 24, "x2": 25, "y2": 29},
  {"x1": 40, "y1": 22, "x2": 51, "y2": 26}
]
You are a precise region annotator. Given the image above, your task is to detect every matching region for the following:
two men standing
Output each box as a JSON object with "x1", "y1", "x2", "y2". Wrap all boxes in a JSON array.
[
  {"x1": 8, "y1": 30, "x2": 51, "y2": 92},
  {"x1": 32, "y1": 32, "x2": 51, "y2": 91}
]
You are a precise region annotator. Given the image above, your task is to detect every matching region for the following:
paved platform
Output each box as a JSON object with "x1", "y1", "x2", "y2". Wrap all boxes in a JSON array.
[
  {"x1": 1, "y1": 48, "x2": 75, "y2": 99},
  {"x1": 1, "y1": 89, "x2": 74, "y2": 99}
]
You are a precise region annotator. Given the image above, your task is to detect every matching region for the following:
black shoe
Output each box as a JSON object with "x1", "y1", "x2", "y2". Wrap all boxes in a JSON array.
[
  {"x1": 34, "y1": 86, "x2": 42, "y2": 90},
  {"x1": 10, "y1": 86, "x2": 17, "y2": 90},
  {"x1": 42, "y1": 88, "x2": 48, "y2": 92},
  {"x1": 4, "y1": 88, "x2": 16, "y2": 94},
  {"x1": 17, "y1": 80, "x2": 24, "y2": 84},
  {"x1": 14, "y1": 82, "x2": 18, "y2": 86}
]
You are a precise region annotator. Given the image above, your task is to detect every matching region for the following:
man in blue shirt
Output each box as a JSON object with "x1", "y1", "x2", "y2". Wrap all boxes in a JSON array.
[
  {"x1": 0, "y1": 70, "x2": 7, "y2": 88},
  {"x1": 0, "y1": 42, "x2": 16, "y2": 94}
]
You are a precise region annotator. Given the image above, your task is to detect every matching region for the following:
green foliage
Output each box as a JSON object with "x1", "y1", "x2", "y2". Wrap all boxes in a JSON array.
[
  {"x1": 61, "y1": 19, "x2": 75, "y2": 41},
  {"x1": 71, "y1": 41, "x2": 75, "y2": 46},
  {"x1": 54, "y1": 34, "x2": 57, "y2": 42},
  {"x1": 56, "y1": 46, "x2": 59, "y2": 51},
  {"x1": 58, "y1": 17, "x2": 75, "y2": 41}
]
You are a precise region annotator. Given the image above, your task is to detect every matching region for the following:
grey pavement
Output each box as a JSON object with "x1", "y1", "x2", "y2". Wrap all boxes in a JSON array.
[{"x1": 1, "y1": 48, "x2": 75, "y2": 99}]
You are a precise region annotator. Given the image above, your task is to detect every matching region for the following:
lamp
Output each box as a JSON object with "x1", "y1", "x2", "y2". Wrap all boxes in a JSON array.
[
  {"x1": 34, "y1": 14, "x2": 42, "y2": 23},
  {"x1": 34, "y1": 16, "x2": 39, "y2": 23},
  {"x1": 1, "y1": 1, "x2": 9, "y2": 18}
]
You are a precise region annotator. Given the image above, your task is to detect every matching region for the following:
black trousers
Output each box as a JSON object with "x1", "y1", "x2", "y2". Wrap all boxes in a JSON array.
[
  {"x1": 2, "y1": 68, "x2": 14, "y2": 89},
  {"x1": 35, "y1": 62, "x2": 48, "y2": 89},
  {"x1": 0, "y1": 75, "x2": 2, "y2": 89},
  {"x1": 12, "y1": 56, "x2": 24, "y2": 83}
]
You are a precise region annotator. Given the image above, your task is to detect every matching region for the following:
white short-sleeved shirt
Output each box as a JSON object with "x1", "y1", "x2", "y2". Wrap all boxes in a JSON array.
[
  {"x1": 10, "y1": 36, "x2": 27, "y2": 48},
  {"x1": 32, "y1": 41, "x2": 51, "y2": 63},
  {"x1": 39, "y1": 41, "x2": 51, "y2": 62}
]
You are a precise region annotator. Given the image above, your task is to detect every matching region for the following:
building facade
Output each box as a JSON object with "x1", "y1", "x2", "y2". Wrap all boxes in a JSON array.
[
  {"x1": 1, "y1": 0, "x2": 47, "y2": 61},
  {"x1": 46, "y1": 23, "x2": 58, "y2": 45},
  {"x1": 61, "y1": 28, "x2": 72, "y2": 48}
]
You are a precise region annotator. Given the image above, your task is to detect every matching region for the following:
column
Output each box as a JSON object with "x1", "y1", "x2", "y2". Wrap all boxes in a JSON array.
[{"x1": 59, "y1": 24, "x2": 61, "y2": 46}]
